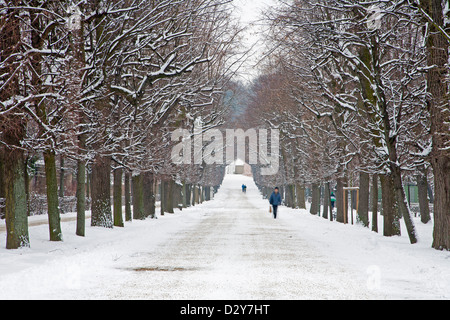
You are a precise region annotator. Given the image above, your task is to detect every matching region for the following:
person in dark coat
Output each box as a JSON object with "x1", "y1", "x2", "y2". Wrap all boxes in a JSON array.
[
  {"x1": 269, "y1": 187, "x2": 282, "y2": 219},
  {"x1": 330, "y1": 192, "x2": 336, "y2": 210}
]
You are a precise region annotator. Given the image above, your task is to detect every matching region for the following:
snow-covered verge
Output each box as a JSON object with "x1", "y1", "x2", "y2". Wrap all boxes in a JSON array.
[
  {"x1": 246, "y1": 180, "x2": 450, "y2": 300},
  {"x1": 0, "y1": 205, "x2": 208, "y2": 299},
  {"x1": 0, "y1": 174, "x2": 448, "y2": 300}
]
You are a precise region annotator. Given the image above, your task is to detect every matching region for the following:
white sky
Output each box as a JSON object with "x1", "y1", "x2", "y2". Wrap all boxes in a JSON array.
[{"x1": 232, "y1": 0, "x2": 276, "y2": 83}]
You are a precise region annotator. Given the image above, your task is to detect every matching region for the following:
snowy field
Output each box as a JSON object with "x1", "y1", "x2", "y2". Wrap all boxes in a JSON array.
[{"x1": 0, "y1": 174, "x2": 448, "y2": 300}]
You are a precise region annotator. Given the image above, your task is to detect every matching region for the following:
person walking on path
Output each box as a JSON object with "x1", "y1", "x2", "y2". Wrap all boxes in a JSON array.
[
  {"x1": 330, "y1": 192, "x2": 336, "y2": 210},
  {"x1": 269, "y1": 187, "x2": 282, "y2": 219}
]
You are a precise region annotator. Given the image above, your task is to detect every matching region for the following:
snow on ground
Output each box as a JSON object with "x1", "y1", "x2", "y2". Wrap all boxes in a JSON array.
[{"x1": 0, "y1": 174, "x2": 448, "y2": 300}]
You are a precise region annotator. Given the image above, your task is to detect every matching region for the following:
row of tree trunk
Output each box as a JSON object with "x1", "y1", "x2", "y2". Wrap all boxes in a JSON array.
[
  {"x1": 0, "y1": 149, "x2": 218, "y2": 249},
  {"x1": 89, "y1": 159, "x2": 218, "y2": 228},
  {"x1": 258, "y1": 173, "x2": 432, "y2": 237}
]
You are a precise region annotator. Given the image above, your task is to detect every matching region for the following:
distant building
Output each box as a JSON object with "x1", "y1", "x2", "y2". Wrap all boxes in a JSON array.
[
  {"x1": 234, "y1": 159, "x2": 245, "y2": 174},
  {"x1": 226, "y1": 159, "x2": 252, "y2": 176}
]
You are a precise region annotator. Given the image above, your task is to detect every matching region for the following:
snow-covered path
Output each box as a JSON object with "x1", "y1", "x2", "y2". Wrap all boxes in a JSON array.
[
  {"x1": 0, "y1": 174, "x2": 448, "y2": 300},
  {"x1": 101, "y1": 177, "x2": 375, "y2": 300}
]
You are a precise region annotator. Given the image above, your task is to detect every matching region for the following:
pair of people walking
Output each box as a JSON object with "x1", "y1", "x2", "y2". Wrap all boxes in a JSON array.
[{"x1": 269, "y1": 187, "x2": 282, "y2": 219}]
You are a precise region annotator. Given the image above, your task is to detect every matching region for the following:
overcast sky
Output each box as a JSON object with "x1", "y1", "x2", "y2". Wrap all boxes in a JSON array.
[{"x1": 232, "y1": 0, "x2": 276, "y2": 83}]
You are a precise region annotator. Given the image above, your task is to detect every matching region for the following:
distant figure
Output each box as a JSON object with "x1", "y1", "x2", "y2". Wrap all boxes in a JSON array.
[
  {"x1": 269, "y1": 187, "x2": 282, "y2": 219},
  {"x1": 330, "y1": 192, "x2": 336, "y2": 210},
  {"x1": 242, "y1": 184, "x2": 247, "y2": 193}
]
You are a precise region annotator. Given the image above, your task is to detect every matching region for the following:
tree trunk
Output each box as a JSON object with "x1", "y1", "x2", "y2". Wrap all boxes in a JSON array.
[
  {"x1": 188, "y1": 184, "x2": 193, "y2": 206},
  {"x1": 166, "y1": 180, "x2": 174, "y2": 214},
  {"x1": 322, "y1": 182, "x2": 330, "y2": 219},
  {"x1": 113, "y1": 168, "x2": 124, "y2": 227},
  {"x1": 371, "y1": 174, "x2": 379, "y2": 233},
  {"x1": 173, "y1": 182, "x2": 181, "y2": 209},
  {"x1": 184, "y1": 183, "x2": 191, "y2": 208},
  {"x1": 124, "y1": 171, "x2": 132, "y2": 221},
  {"x1": 143, "y1": 172, "x2": 155, "y2": 218},
  {"x1": 91, "y1": 155, "x2": 113, "y2": 228},
  {"x1": 295, "y1": 184, "x2": 306, "y2": 209},
  {"x1": 380, "y1": 174, "x2": 401, "y2": 237},
  {"x1": 375, "y1": 54, "x2": 417, "y2": 243},
  {"x1": 24, "y1": 157, "x2": 30, "y2": 216},
  {"x1": 3, "y1": 144, "x2": 30, "y2": 249},
  {"x1": 59, "y1": 156, "x2": 65, "y2": 199},
  {"x1": 0, "y1": 155, "x2": 3, "y2": 212},
  {"x1": 1, "y1": 3, "x2": 30, "y2": 249},
  {"x1": 59, "y1": 156, "x2": 64, "y2": 215},
  {"x1": 76, "y1": 160, "x2": 86, "y2": 237},
  {"x1": 72, "y1": 2, "x2": 86, "y2": 235},
  {"x1": 194, "y1": 185, "x2": 199, "y2": 205},
  {"x1": 182, "y1": 183, "x2": 188, "y2": 208},
  {"x1": 417, "y1": 169, "x2": 431, "y2": 224},
  {"x1": 86, "y1": 168, "x2": 91, "y2": 201},
  {"x1": 357, "y1": 172, "x2": 370, "y2": 227},
  {"x1": 427, "y1": 185, "x2": 434, "y2": 204},
  {"x1": 432, "y1": 158, "x2": 450, "y2": 250},
  {"x1": 421, "y1": 0, "x2": 450, "y2": 251},
  {"x1": 205, "y1": 186, "x2": 211, "y2": 201},
  {"x1": 390, "y1": 165, "x2": 418, "y2": 244},
  {"x1": 289, "y1": 185, "x2": 296, "y2": 208},
  {"x1": 310, "y1": 183, "x2": 320, "y2": 215},
  {"x1": 160, "y1": 180, "x2": 165, "y2": 215},
  {"x1": 201, "y1": 186, "x2": 206, "y2": 202},
  {"x1": 44, "y1": 151, "x2": 63, "y2": 241},
  {"x1": 285, "y1": 185, "x2": 292, "y2": 208},
  {"x1": 336, "y1": 178, "x2": 347, "y2": 223},
  {"x1": 132, "y1": 173, "x2": 144, "y2": 220}
]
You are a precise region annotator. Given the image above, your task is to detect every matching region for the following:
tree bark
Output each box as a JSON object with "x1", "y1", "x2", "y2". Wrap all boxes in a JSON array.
[
  {"x1": 143, "y1": 172, "x2": 155, "y2": 218},
  {"x1": 166, "y1": 180, "x2": 174, "y2": 214},
  {"x1": 194, "y1": 185, "x2": 199, "y2": 205},
  {"x1": 421, "y1": 0, "x2": 450, "y2": 251},
  {"x1": 86, "y1": 167, "x2": 91, "y2": 201},
  {"x1": 182, "y1": 183, "x2": 188, "y2": 208},
  {"x1": 310, "y1": 183, "x2": 320, "y2": 215},
  {"x1": 390, "y1": 165, "x2": 418, "y2": 244},
  {"x1": 322, "y1": 182, "x2": 330, "y2": 219},
  {"x1": 295, "y1": 184, "x2": 306, "y2": 209},
  {"x1": 3, "y1": 143, "x2": 30, "y2": 249},
  {"x1": 432, "y1": 158, "x2": 450, "y2": 250},
  {"x1": 91, "y1": 155, "x2": 113, "y2": 228},
  {"x1": 371, "y1": 174, "x2": 379, "y2": 233},
  {"x1": 132, "y1": 173, "x2": 144, "y2": 220},
  {"x1": 59, "y1": 156, "x2": 65, "y2": 199},
  {"x1": 289, "y1": 185, "x2": 296, "y2": 208},
  {"x1": 417, "y1": 169, "x2": 431, "y2": 224},
  {"x1": 113, "y1": 168, "x2": 124, "y2": 227},
  {"x1": 205, "y1": 186, "x2": 211, "y2": 201},
  {"x1": 173, "y1": 182, "x2": 182, "y2": 209},
  {"x1": 380, "y1": 174, "x2": 401, "y2": 237},
  {"x1": 76, "y1": 160, "x2": 86, "y2": 237},
  {"x1": 336, "y1": 178, "x2": 347, "y2": 223},
  {"x1": 24, "y1": 157, "x2": 30, "y2": 217},
  {"x1": 160, "y1": 180, "x2": 166, "y2": 215},
  {"x1": 0, "y1": 9, "x2": 29, "y2": 248},
  {"x1": 124, "y1": 171, "x2": 132, "y2": 221},
  {"x1": 0, "y1": 154, "x2": 3, "y2": 210},
  {"x1": 357, "y1": 172, "x2": 370, "y2": 227},
  {"x1": 44, "y1": 151, "x2": 63, "y2": 241}
]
